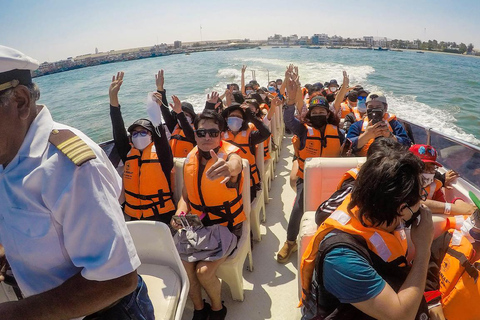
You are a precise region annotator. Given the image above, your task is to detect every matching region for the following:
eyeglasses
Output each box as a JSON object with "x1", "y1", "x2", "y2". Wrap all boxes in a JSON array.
[
  {"x1": 357, "y1": 96, "x2": 367, "y2": 101},
  {"x1": 132, "y1": 130, "x2": 149, "y2": 138},
  {"x1": 195, "y1": 128, "x2": 220, "y2": 138},
  {"x1": 421, "y1": 187, "x2": 428, "y2": 201}
]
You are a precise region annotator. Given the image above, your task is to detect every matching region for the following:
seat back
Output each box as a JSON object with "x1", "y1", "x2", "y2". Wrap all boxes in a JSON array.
[
  {"x1": 303, "y1": 157, "x2": 366, "y2": 212},
  {"x1": 127, "y1": 221, "x2": 189, "y2": 320},
  {"x1": 255, "y1": 140, "x2": 265, "y2": 184}
]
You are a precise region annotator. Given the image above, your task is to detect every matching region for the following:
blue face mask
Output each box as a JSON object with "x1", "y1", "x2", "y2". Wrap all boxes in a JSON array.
[
  {"x1": 268, "y1": 86, "x2": 276, "y2": 93},
  {"x1": 357, "y1": 100, "x2": 367, "y2": 112},
  {"x1": 246, "y1": 90, "x2": 254, "y2": 95},
  {"x1": 227, "y1": 117, "x2": 243, "y2": 132}
]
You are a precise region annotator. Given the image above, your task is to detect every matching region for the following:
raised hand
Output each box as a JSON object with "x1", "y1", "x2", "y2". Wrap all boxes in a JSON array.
[
  {"x1": 205, "y1": 150, "x2": 232, "y2": 184},
  {"x1": 109, "y1": 71, "x2": 124, "y2": 107},
  {"x1": 207, "y1": 91, "x2": 220, "y2": 104},
  {"x1": 271, "y1": 96, "x2": 282, "y2": 109},
  {"x1": 285, "y1": 64, "x2": 294, "y2": 78},
  {"x1": 152, "y1": 92, "x2": 164, "y2": 106},
  {"x1": 410, "y1": 204, "x2": 434, "y2": 254},
  {"x1": 155, "y1": 70, "x2": 165, "y2": 91},
  {"x1": 342, "y1": 71, "x2": 349, "y2": 88},
  {"x1": 241, "y1": 65, "x2": 247, "y2": 75},
  {"x1": 225, "y1": 87, "x2": 234, "y2": 107},
  {"x1": 169, "y1": 95, "x2": 182, "y2": 114}
]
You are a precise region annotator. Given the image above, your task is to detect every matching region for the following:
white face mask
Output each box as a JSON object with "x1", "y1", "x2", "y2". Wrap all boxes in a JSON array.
[
  {"x1": 357, "y1": 100, "x2": 367, "y2": 113},
  {"x1": 246, "y1": 90, "x2": 254, "y2": 95},
  {"x1": 227, "y1": 117, "x2": 243, "y2": 132},
  {"x1": 329, "y1": 87, "x2": 337, "y2": 93},
  {"x1": 422, "y1": 173, "x2": 435, "y2": 187},
  {"x1": 132, "y1": 135, "x2": 152, "y2": 151},
  {"x1": 146, "y1": 92, "x2": 163, "y2": 126},
  {"x1": 460, "y1": 214, "x2": 480, "y2": 243}
]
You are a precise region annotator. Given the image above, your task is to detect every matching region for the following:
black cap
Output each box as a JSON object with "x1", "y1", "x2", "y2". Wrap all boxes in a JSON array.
[
  {"x1": 128, "y1": 118, "x2": 155, "y2": 133},
  {"x1": 221, "y1": 103, "x2": 245, "y2": 120},
  {"x1": 328, "y1": 79, "x2": 338, "y2": 86},
  {"x1": 347, "y1": 91, "x2": 358, "y2": 102},
  {"x1": 181, "y1": 102, "x2": 196, "y2": 117},
  {"x1": 308, "y1": 95, "x2": 329, "y2": 110}
]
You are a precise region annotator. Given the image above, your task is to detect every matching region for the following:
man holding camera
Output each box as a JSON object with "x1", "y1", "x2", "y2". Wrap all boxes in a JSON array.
[{"x1": 346, "y1": 92, "x2": 411, "y2": 156}]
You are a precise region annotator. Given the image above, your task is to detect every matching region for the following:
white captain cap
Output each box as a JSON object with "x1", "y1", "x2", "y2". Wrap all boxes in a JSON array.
[{"x1": 0, "y1": 45, "x2": 39, "y2": 93}]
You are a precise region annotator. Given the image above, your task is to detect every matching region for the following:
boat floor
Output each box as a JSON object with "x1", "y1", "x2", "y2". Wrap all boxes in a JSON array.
[{"x1": 181, "y1": 135, "x2": 302, "y2": 320}]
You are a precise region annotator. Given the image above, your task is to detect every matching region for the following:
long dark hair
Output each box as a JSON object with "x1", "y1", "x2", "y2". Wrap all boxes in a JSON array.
[{"x1": 348, "y1": 150, "x2": 424, "y2": 227}]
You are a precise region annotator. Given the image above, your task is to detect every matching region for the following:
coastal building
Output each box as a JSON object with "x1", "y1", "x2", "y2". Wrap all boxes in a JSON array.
[
  {"x1": 174, "y1": 41, "x2": 182, "y2": 49},
  {"x1": 311, "y1": 33, "x2": 328, "y2": 45},
  {"x1": 364, "y1": 36, "x2": 374, "y2": 47}
]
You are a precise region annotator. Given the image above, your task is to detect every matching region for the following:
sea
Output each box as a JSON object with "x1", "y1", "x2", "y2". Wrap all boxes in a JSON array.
[{"x1": 35, "y1": 47, "x2": 480, "y2": 145}]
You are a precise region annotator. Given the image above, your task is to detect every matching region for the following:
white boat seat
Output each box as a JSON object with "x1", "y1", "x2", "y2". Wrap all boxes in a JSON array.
[{"x1": 138, "y1": 264, "x2": 181, "y2": 320}]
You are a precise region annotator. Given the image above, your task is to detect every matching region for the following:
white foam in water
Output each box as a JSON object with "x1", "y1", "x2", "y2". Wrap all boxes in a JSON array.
[{"x1": 185, "y1": 56, "x2": 479, "y2": 145}]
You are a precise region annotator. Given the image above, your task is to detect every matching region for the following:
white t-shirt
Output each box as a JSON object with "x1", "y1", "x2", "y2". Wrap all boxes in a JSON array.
[{"x1": 0, "y1": 106, "x2": 140, "y2": 297}]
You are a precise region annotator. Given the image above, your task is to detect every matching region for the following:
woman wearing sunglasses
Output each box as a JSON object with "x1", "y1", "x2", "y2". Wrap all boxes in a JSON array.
[
  {"x1": 172, "y1": 110, "x2": 245, "y2": 320},
  {"x1": 109, "y1": 71, "x2": 176, "y2": 224},
  {"x1": 301, "y1": 149, "x2": 434, "y2": 320}
]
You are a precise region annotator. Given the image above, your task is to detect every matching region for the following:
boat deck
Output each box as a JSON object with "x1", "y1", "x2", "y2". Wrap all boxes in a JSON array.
[{"x1": 181, "y1": 135, "x2": 302, "y2": 320}]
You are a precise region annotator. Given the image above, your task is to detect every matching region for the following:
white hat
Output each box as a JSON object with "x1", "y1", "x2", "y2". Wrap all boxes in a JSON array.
[
  {"x1": 0, "y1": 45, "x2": 39, "y2": 92},
  {"x1": 366, "y1": 92, "x2": 387, "y2": 104}
]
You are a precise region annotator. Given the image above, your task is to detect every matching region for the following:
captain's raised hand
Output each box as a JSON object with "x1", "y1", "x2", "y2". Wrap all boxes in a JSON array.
[
  {"x1": 206, "y1": 150, "x2": 231, "y2": 184},
  {"x1": 109, "y1": 71, "x2": 124, "y2": 107},
  {"x1": 342, "y1": 71, "x2": 349, "y2": 88}
]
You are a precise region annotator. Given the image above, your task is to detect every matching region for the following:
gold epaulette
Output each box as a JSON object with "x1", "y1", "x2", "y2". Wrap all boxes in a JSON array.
[{"x1": 49, "y1": 129, "x2": 96, "y2": 166}]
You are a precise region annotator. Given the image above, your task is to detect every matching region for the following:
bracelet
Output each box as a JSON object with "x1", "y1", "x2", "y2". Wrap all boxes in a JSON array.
[{"x1": 444, "y1": 203, "x2": 452, "y2": 215}]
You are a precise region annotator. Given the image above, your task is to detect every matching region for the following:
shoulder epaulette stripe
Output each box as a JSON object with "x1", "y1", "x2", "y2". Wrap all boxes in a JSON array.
[{"x1": 49, "y1": 129, "x2": 96, "y2": 166}]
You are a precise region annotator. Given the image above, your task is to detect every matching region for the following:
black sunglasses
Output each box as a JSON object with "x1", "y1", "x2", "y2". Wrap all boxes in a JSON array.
[{"x1": 195, "y1": 129, "x2": 220, "y2": 138}]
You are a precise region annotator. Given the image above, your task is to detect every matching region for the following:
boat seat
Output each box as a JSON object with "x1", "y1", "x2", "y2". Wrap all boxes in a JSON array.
[
  {"x1": 138, "y1": 264, "x2": 181, "y2": 319},
  {"x1": 297, "y1": 156, "x2": 366, "y2": 298},
  {"x1": 127, "y1": 221, "x2": 189, "y2": 320},
  {"x1": 251, "y1": 144, "x2": 266, "y2": 241}
]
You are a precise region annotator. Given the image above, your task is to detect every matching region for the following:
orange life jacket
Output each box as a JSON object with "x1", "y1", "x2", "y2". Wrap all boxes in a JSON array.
[
  {"x1": 352, "y1": 107, "x2": 364, "y2": 121},
  {"x1": 292, "y1": 135, "x2": 301, "y2": 159},
  {"x1": 355, "y1": 113, "x2": 396, "y2": 157},
  {"x1": 222, "y1": 124, "x2": 260, "y2": 188},
  {"x1": 336, "y1": 167, "x2": 359, "y2": 190},
  {"x1": 299, "y1": 194, "x2": 408, "y2": 305},
  {"x1": 297, "y1": 124, "x2": 342, "y2": 179},
  {"x1": 425, "y1": 179, "x2": 444, "y2": 201},
  {"x1": 169, "y1": 125, "x2": 195, "y2": 158},
  {"x1": 340, "y1": 102, "x2": 353, "y2": 118},
  {"x1": 123, "y1": 142, "x2": 175, "y2": 219},
  {"x1": 184, "y1": 142, "x2": 246, "y2": 228},
  {"x1": 439, "y1": 230, "x2": 480, "y2": 320}
]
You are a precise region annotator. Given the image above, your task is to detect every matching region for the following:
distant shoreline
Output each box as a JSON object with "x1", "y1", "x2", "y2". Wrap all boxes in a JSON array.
[{"x1": 33, "y1": 44, "x2": 478, "y2": 78}]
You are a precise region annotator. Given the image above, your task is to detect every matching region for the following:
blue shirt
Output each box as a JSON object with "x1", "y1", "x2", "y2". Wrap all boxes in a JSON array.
[
  {"x1": 323, "y1": 246, "x2": 386, "y2": 303},
  {"x1": 346, "y1": 118, "x2": 411, "y2": 153}
]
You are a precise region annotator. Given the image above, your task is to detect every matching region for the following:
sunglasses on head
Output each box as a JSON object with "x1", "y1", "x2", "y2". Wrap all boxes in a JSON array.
[
  {"x1": 195, "y1": 128, "x2": 220, "y2": 138},
  {"x1": 131, "y1": 130, "x2": 149, "y2": 138}
]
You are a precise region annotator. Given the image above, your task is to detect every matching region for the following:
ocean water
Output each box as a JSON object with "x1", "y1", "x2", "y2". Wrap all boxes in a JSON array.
[{"x1": 35, "y1": 48, "x2": 480, "y2": 145}]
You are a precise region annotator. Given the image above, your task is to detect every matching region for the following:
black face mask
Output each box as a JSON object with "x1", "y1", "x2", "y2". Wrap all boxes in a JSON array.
[
  {"x1": 310, "y1": 115, "x2": 327, "y2": 129},
  {"x1": 199, "y1": 146, "x2": 221, "y2": 160}
]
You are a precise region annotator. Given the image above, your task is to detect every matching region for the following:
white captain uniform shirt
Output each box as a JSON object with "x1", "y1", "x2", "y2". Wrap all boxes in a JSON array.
[{"x1": 0, "y1": 106, "x2": 140, "y2": 297}]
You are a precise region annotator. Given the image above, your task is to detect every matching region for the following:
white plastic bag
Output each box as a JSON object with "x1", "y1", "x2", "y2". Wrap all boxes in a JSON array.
[{"x1": 146, "y1": 92, "x2": 163, "y2": 127}]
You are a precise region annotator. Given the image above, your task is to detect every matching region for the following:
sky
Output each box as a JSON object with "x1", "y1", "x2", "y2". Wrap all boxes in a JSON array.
[{"x1": 1, "y1": 0, "x2": 479, "y2": 62}]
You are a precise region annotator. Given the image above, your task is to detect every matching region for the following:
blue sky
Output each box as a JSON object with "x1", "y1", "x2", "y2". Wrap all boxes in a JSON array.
[{"x1": 1, "y1": 0, "x2": 479, "y2": 62}]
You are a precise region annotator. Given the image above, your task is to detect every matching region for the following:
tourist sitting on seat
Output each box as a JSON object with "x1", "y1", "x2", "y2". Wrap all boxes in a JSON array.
[
  {"x1": 343, "y1": 88, "x2": 369, "y2": 133},
  {"x1": 278, "y1": 73, "x2": 344, "y2": 264},
  {"x1": 221, "y1": 102, "x2": 270, "y2": 200},
  {"x1": 347, "y1": 92, "x2": 411, "y2": 156},
  {"x1": 172, "y1": 110, "x2": 246, "y2": 320},
  {"x1": 300, "y1": 148, "x2": 433, "y2": 320},
  {"x1": 409, "y1": 144, "x2": 477, "y2": 217},
  {"x1": 155, "y1": 70, "x2": 196, "y2": 157},
  {"x1": 425, "y1": 192, "x2": 480, "y2": 320},
  {"x1": 109, "y1": 71, "x2": 176, "y2": 224}
]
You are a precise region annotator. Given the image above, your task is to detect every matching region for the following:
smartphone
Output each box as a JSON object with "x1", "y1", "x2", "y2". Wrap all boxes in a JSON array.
[
  {"x1": 276, "y1": 89, "x2": 284, "y2": 101},
  {"x1": 368, "y1": 108, "x2": 384, "y2": 124},
  {"x1": 172, "y1": 214, "x2": 203, "y2": 229},
  {"x1": 227, "y1": 84, "x2": 231, "y2": 90}
]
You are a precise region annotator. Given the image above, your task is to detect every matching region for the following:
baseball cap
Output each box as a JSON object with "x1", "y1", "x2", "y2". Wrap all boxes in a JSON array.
[
  {"x1": 128, "y1": 118, "x2": 155, "y2": 133},
  {"x1": 0, "y1": 45, "x2": 39, "y2": 93},
  {"x1": 366, "y1": 92, "x2": 387, "y2": 104},
  {"x1": 308, "y1": 95, "x2": 329, "y2": 109},
  {"x1": 328, "y1": 80, "x2": 338, "y2": 87},
  {"x1": 181, "y1": 102, "x2": 196, "y2": 117},
  {"x1": 409, "y1": 144, "x2": 442, "y2": 167}
]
